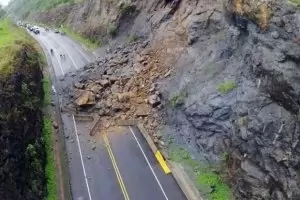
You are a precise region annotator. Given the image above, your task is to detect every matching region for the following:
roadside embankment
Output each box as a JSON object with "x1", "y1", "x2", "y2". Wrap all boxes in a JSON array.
[{"x1": 0, "y1": 20, "x2": 56, "y2": 200}]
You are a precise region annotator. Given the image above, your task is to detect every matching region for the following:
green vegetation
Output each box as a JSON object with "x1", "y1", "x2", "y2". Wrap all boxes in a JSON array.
[
  {"x1": 216, "y1": 81, "x2": 237, "y2": 94},
  {"x1": 43, "y1": 117, "x2": 57, "y2": 200},
  {"x1": 0, "y1": 19, "x2": 59, "y2": 199},
  {"x1": 8, "y1": 0, "x2": 75, "y2": 18},
  {"x1": 60, "y1": 26, "x2": 99, "y2": 50},
  {"x1": 169, "y1": 146, "x2": 233, "y2": 200},
  {"x1": 107, "y1": 23, "x2": 117, "y2": 37},
  {"x1": 25, "y1": 141, "x2": 45, "y2": 197},
  {"x1": 129, "y1": 34, "x2": 139, "y2": 43},
  {"x1": 119, "y1": 1, "x2": 136, "y2": 15},
  {"x1": 237, "y1": 116, "x2": 248, "y2": 126},
  {"x1": 289, "y1": 0, "x2": 300, "y2": 5},
  {"x1": 0, "y1": 5, "x2": 6, "y2": 18},
  {"x1": 43, "y1": 76, "x2": 51, "y2": 105},
  {"x1": 42, "y1": 75, "x2": 57, "y2": 200},
  {"x1": 0, "y1": 19, "x2": 34, "y2": 75},
  {"x1": 169, "y1": 92, "x2": 186, "y2": 107},
  {"x1": 22, "y1": 82, "x2": 41, "y2": 109}
]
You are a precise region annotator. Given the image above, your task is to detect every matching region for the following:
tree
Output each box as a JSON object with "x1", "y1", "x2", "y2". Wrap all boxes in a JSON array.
[{"x1": 0, "y1": 5, "x2": 6, "y2": 18}]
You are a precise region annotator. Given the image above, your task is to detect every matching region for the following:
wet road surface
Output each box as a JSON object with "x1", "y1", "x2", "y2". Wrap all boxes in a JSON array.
[{"x1": 31, "y1": 27, "x2": 187, "y2": 200}]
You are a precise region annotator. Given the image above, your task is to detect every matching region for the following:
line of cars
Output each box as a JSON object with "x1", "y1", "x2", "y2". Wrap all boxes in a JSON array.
[
  {"x1": 18, "y1": 22, "x2": 40, "y2": 34},
  {"x1": 17, "y1": 21, "x2": 66, "y2": 35},
  {"x1": 27, "y1": 25, "x2": 40, "y2": 35}
]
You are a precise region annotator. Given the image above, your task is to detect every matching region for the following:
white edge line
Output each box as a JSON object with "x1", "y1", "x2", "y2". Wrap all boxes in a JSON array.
[
  {"x1": 129, "y1": 126, "x2": 169, "y2": 200},
  {"x1": 72, "y1": 115, "x2": 93, "y2": 200},
  {"x1": 31, "y1": 34, "x2": 65, "y2": 76},
  {"x1": 60, "y1": 45, "x2": 79, "y2": 70},
  {"x1": 65, "y1": 36, "x2": 91, "y2": 62},
  {"x1": 42, "y1": 38, "x2": 65, "y2": 76},
  {"x1": 53, "y1": 51, "x2": 66, "y2": 75},
  {"x1": 46, "y1": 33, "x2": 79, "y2": 70},
  {"x1": 75, "y1": 44, "x2": 91, "y2": 62}
]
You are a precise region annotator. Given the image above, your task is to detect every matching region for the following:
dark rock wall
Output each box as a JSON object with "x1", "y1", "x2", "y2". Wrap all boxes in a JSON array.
[
  {"x1": 0, "y1": 44, "x2": 45, "y2": 200},
  {"x1": 27, "y1": 0, "x2": 300, "y2": 199},
  {"x1": 163, "y1": 1, "x2": 300, "y2": 199}
]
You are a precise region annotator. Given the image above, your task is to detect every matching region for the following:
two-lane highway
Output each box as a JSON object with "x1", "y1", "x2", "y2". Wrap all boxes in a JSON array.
[{"x1": 31, "y1": 27, "x2": 187, "y2": 200}]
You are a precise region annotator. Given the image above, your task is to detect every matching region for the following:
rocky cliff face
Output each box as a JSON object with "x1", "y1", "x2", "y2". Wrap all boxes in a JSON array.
[
  {"x1": 0, "y1": 43, "x2": 45, "y2": 200},
  {"x1": 30, "y1": 0, "x2": 300, "y2": 199},
  {"x1": 28, "y1": 0, "x2": 140, "y2": 43},
  {"x1": 162, "y1": 1, "x2": 300, "y2": 199}
]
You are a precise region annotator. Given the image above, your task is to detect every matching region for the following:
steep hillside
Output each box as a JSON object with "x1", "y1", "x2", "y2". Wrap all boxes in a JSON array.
[
  {"x1": 0, "y1": 5, "x2": 6, "y2": 18},
  {"x1": 14, "y1": 0, "x2": 300, "y2": 199},
  {"x1": 0, "y1": 20, "x2": 46, "y2": 200},
  {"x1": 27, "y1": 0, "x2": 140, "y2": 44},
  {"x1": 7, "y1": 0, "x2": 75, "y2": 19}
]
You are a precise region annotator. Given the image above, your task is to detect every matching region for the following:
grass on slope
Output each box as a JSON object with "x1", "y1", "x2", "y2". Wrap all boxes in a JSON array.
[
  {"x1": 0, "y1": 19, "x2": 57, "y2": 199},
  {"x1": 43, "y1": 76, "x2": 51, "y2": 106},
  {"x1": 43, "y1": 76, "x2": 57, "y2": 200},
  {"x1": 8, "y1": 0, "x2": 76, "y2": 18},
  {"x1": 168, "y1": 146, "x2": 233, "y2": 200},
  {"x1": 289, "y1": 0, "x2": 300, "y2": 5},
  {"x1": 60, "y1": 27, "x2": 100, "y2": 51},
  {"x1": 217, "y1": 81, "x2": 237, "y2": 94},
  {"x1": 0, "y1": 19, "x2": 33, "y2": 75},
  {"x1": 43, "y1": 117, "x2": 57, "y2": 200}
]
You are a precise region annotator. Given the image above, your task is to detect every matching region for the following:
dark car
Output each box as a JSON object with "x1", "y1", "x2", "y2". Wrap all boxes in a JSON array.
[{"x1": 34, "y1": 29, "x2": 40, "y2": 34}]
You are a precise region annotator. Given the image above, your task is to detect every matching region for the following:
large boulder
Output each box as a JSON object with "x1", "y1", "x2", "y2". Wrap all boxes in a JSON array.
[{"x1": 75, "y1": 91, "x2": 96, "y2": 106}]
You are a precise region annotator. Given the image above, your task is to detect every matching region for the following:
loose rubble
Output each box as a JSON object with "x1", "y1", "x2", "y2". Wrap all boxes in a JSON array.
[
  {"x1": 62, "y1": 41, "x2": 167, "y2": 137},
  {"x1": 57, "y1": 0, "x2": 300, "y2": 199}
]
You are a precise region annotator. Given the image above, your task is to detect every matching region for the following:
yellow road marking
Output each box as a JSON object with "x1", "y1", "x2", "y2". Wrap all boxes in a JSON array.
[
  {"x1": 155, "y1": 151, "x2": 171, "y2": 174},
  {"x1": 103, "y1": 134, "x2": 130, "y2": 200}
]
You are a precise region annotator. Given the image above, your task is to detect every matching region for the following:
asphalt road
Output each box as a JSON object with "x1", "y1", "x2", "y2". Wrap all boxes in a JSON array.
[{"x1": 31, "y1": 27, "x2": 187, "y2": 200}]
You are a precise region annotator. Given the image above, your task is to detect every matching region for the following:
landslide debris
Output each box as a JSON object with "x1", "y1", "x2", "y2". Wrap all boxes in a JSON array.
[
  {"x1": 62, "y1": 40, "x2": 170, "y2": 134},
  {"x1": 28, "y1": 0, "x2": 300, "y2": 199}
]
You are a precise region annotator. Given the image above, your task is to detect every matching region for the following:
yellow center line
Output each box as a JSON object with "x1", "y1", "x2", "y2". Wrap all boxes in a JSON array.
[{"x1": 103, "y1": 134, "x2": 130, "y2": 200}]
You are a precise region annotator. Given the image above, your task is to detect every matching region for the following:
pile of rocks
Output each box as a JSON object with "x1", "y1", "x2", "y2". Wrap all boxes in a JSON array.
[{"x1": 62, "y1": 40, "x2": 165, "y2": 135}]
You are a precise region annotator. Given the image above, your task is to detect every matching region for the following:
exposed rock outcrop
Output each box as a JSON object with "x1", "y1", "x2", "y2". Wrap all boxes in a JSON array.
[
  {"x1": 32, "y1": 0, "x2": 300, "y2": 199},
  {"x1": 163, "y1": 1, "x2": 300, "y2": 199}
]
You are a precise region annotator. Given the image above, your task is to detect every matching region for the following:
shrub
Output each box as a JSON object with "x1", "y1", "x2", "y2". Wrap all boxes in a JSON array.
[
  {"x1": 119, "y1": 2, "x2": 135, "y2": 15},
  {"x1": 289, "y1": 0, "x2": 300, "y2": 5},
  {"x1": 107, "y1": 23, "x2": 117, "y2": 37},
  {"x1": 169, "y1": 92, "x2": 186, "y2": 108},
  {"x1": 217, "y1": 81, "x2": 237, "y2": 94},
  {"x1": 168, "y1": 146, "x2": 233, "y2": 200},
  {"x1": 129, "y1": 34, "x2": 139, "y2": 43}
]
